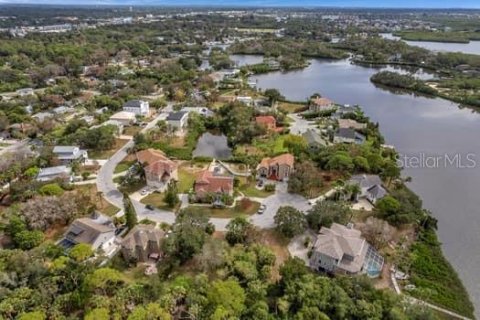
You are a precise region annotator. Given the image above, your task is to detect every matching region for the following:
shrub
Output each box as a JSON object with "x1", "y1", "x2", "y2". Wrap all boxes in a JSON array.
[
  {"x1": 264, "y1": 184, "x2": 276, "y2": 192},
  {"x1": 39, "y1": 183, "x2": 64, "y2": 196}
]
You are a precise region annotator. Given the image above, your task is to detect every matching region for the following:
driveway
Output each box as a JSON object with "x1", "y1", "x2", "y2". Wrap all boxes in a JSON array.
[
  {"x1": 288, "y1": 113, "x2": 318, "y2": 135},
  {"x1": 96, "y1": 104, "x2": 174, "y2": 210}
]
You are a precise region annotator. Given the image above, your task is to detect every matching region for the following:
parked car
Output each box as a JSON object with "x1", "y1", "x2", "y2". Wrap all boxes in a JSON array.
[
  {"x1": 140, "y1": 189, "x2": 148, "y2": 196},
  {"x1": 257, "y1": 180, "x2": 264, "y2": 187},
  {"x1": 257, "y1": 204, "x2": 266, "y2": 214},
  {"x1": 145, "y1": 204, "x2": 154, "y2": 210}
]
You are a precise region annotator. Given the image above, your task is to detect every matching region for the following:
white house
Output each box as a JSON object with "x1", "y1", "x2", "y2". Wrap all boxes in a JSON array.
[
  {"x1": 36, "y1": 165, "x2": 72, "y2": 182},
  {"x1": 123, "y1": 100, "x2": 150, "y2": 116},
  {"x1": 166, "y1": 111, "x2": 189, "y2": 130},
  {"x1": 52, "y1": 146, "x2": 88, "y2": 164}
]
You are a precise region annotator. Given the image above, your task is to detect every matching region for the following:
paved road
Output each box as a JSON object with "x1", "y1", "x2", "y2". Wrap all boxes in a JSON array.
[
  {"x1": 96, "y1": 104, "x2": 173, "y2": 210},
  {"x1": 288, "y1": 113, "x2": 318, "y2": 135}
]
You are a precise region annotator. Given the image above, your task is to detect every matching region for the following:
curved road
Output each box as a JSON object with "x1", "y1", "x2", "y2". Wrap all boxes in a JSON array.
[{"x1": 97, "y1": 105, "x2": 311, "y2": 231}]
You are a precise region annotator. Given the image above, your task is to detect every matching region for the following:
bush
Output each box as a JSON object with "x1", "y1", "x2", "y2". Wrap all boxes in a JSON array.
[
  {"x1": 39, "y1": 183, "x2": 64, "y2": 196},
  {"x1": 264, "y1": 184, "x2": 276, "y2": 192}
]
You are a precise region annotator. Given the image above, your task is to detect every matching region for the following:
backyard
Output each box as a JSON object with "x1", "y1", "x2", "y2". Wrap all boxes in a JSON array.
[{"x1": 88, "y1": 139, "x2": 130, "y2": 159}]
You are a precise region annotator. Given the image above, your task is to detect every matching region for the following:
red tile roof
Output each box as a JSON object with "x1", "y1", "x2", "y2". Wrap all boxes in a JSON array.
[
  {"x1": 255, "y1": 116, "x2": 276, "y2": 127},
  {"x1": 311, "y1": 97, "x2": 334, "y2": 107},
  {"x1": 258, "y1": 153, "x2": 295, "y2": 169},
  {"x1": 136, "y1": 149, "x2": 177, "y2": 177},
  {"x1": 194, "y1": 170, "x2": 233, "y2": 196}
]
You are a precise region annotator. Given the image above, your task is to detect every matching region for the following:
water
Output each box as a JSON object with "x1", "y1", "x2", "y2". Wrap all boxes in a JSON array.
[
  {"x1": 193, "y1": 132, "x2": 232, "y2": 159},
  {"x1": 381, "y1": 33, "x2": 480, "y2": 55},
  {"x1": 200, "y1": 54, "x2": 263, "y2": 70},
  {"x1": 250, "y1": 58, "x2": 480, "y2": 316}
]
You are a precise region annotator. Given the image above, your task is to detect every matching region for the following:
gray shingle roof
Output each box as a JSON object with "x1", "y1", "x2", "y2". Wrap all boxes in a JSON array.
[{"x1": 167, "y1": 111, "x2": 188, "y2": 121}]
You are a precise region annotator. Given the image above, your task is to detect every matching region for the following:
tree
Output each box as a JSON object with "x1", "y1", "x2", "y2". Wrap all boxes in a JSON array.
[
  {"x1": 164, "y1": 182, "x2": 179, "y2": 208},
  {"x1": 70, "y1": 243, "x2": 94, "y2": 262},
  {"x1": 306, "y1": 200, "x2": 351, "y2": 231},
  {"x1": 14, "y1": 230, "x2": 44, "y2": 250},
  {"x1": 84, "y1": 308, "x2": 110, "y2": 320},
  {"x1": 123, "y1": 194, "x2": 138, "y2": 230},
  {"x1": 283, "y1": 134, "x2": 307, "y2": 156},
  {"x1": 225, "y1": 216, "x2": 255, "y2": 246},
  {"x1": 128, "y1": 303, "x2": 171, "y2": 320},
  {"x1": 274, "y1": 206, "x2": 307, "y2": 238},
  {"x1": 264, "y1": 88, "x2": 284, "y2": 104},
  {"x1": 207, "y1": 280, "x2": 246, "y2": 319},
  {"x1": 375, "y1": 195, "x2": 401, "y2": 221},
  {"x1": 288, "y1": 161, "x2": 324, "y2": 198},
  {"x1": 164, "y1": 209, "x2": 210, "y2": 263},
  {"x1": 17, "y1": 311, "x2": 46, "y2": 320}
]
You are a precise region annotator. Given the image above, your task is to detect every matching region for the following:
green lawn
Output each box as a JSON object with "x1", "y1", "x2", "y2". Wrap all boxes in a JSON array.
[
  {"x1": 103, "y1": 203, "x2": 121, "y2": 216},
  {"x1": 114, "y1": 160, "x2": 135, "y2": 174},
  {"x1": 253, "y1": 135, "x2": 288, "y2": 156},
  {"x1": 177, "y1": 167, "x2": 196, "y2": 193},
  {"x1": 186, "y1": 200, "x2": 260, "y2": 218},
  {"x1": 238, "y1": 178, "x2": 275, "y2": 198},
  {"x1": 140, "y1": 192, "x2": 180, "y2": 212},
  {"x1": 123, "y1": 126, "x2": 142, "y2": 136},
  {"x1": 119, "y1": 180, "x2": 146, "y2": 195}
]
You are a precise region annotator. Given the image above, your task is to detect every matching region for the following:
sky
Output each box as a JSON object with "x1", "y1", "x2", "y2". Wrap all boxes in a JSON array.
[{"x1": 1, "y1": 0, "x2": 480, "y2": 8}]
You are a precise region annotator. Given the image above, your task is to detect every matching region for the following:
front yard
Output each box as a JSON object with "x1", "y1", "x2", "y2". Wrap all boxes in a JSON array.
[
  {"x1": 177, "y1": 161, "x2": 209, "y2": 193},
  {"x1": 140, "y1": 192, "x2": 181, "y2": 212},
  {"x1": 238, "y1": 178, "x2": 275, "y2": 198},
  {"x1": 187, "y1": 198, "x2": 260, "y2": 218},
  {"x1": 88, "y1": 139, "x2": 130, "y2": 159}
]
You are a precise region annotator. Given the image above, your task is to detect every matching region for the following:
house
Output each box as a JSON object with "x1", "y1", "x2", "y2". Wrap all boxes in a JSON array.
[
  {"x1": 16, "y1": 88, "x2": 34, "y2": 97},
  {"x1": 331, "y1": 105, "x2": 359, "y2": 119},
  {"x1": 309, "y1": 97, "x2": 335, "y2": 113},
  {"x1": 309, "y1": 223, "x2": 384, "y2": 277},
  {"x1": 236, "y1": 96, "x2": 253, "y2": 106},
  {"x1": 255, "y1": 116, "x2": 282, "y2": 132},
  {"x1": 181, "y1": 107, "x2": 214, "y2": 118},
  {"x1": 53, "y1": 146, "x2": 88, "y2": 164},
  {"x1": 59, "y1": 214, "x2": 116, "y2": 254},
  {"x1": 136, "y1": 149, "x2": 178, "y2": 191},
  {"x1": 257, "y1": 153, "x2": 294, "y2": 181},
  {"x1": 52, "y1": 106, "x2": 74, "y2": 115},
  {"x1": 36, "y1": 165, "x2": 72, "y2": 182},
  {"x1": 348, "y1": 174, "x2": 387, "y2": 204},
  {"x1": 109, "y1": 111, "x2": 136, "y2": 126},
  {"x1": 123, "y1": 100, "x2": 150, "y2": 116},
  {"x1": 194, "y1": 169, "x2": 234, "y2": 199},
  {"x1": 338, "y1": 119, "x2": 367, "y2": 130},
  {"x1": 32, "y1": 112, "x2": 54, "y2": 122},
  {"x1": 166, "y1": 111, "x2": 189, "y2": 130},
  {"x1": 333, "y1": 128, "x2": 365, "y2": 144},
  {"x1": 121, "y1": 225, "x2": 165, "y2": 263},
  {"x1": 303, "y1": 129, "x2": 327, "y2": 149}
]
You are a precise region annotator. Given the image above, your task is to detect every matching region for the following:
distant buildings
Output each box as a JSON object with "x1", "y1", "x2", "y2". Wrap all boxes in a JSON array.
[
  {"x1": 309, "y1": 97, "x2": 335, "y2": 113},
  {"x1": 257, "y1": 153, "x2": 295, "y2": 181}
]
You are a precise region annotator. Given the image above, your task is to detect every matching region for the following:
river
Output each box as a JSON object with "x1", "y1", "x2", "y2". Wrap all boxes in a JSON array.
[
  {"x1": 381, "y1": 33, "x2": 480, "y2": 55},
  {"x1": 249, "y1": 58, "x2": 480, "y2": 316}
]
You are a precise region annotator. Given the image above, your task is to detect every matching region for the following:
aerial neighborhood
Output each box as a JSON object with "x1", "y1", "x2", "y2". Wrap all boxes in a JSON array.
[{"x1": 0, "y1": 5, "x2": 473, "y2": 320}]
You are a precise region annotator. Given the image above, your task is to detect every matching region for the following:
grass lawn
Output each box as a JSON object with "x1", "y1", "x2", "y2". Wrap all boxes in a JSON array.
[
  {"x1": 123, "y1": 126, "x2": 142, "y2": 136},
  {"x1": 238, "y1": 179, "x2": 275, "y2": 198},
  {"x1": 187, "y1": 199, "x2": 260, "y2": 218},
  {"x1": 278, "y1": 101, "x2": 307, "y2": 113},
  {"x1": 177, "y1": 162, "x2": 209, "y2": 193},
  {"x1": 88, "y1": 139, "x2": 129, "y2": 159},
  {"x1": 119, "y1": 180, "x2": 146, "y2": 195},
  {"x1": 140, "y1": 192, "x2": 180, "y2": 212},
  {"x1": 73, "y1": 184, "x2": 120, "y2": 216},
  {"x1": 114, "y1": 160, "x2": 135, "y2": 174},
  {"x1": 253, "y1": 135, "x2": 288, "y2": 156}
]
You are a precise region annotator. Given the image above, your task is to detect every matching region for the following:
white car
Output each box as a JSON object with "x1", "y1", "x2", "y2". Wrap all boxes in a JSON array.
[{"x1": 140, "y1": 189, "x2": 148, "y2": 196}]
